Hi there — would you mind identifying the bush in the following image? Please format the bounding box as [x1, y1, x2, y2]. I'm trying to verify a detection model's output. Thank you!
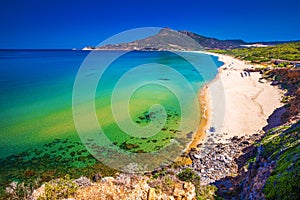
[197, 185, 219, 200]
[152, 169, 167, 179]
[177, 168, 199, 182]
[260, 124, 300, 199]
[177, 168, 220, 199]
[38, 174, 78, 200]
[264, 169, 300, 200]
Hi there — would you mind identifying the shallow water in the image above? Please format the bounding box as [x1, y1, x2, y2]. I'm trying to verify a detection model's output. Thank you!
[0, 50, 222, 159]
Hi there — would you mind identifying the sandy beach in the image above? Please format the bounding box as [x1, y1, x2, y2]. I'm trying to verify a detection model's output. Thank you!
[188, 85, 211, 149]
[189, 52, 283, 149]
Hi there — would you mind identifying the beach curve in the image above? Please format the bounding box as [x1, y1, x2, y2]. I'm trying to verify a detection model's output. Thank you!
[188, 52, 283, 150]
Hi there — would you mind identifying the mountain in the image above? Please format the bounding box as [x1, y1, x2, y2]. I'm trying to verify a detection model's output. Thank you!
[178, 30, 247, 49]
[83, 28, 298, 51]
[84, 28, 202, 51]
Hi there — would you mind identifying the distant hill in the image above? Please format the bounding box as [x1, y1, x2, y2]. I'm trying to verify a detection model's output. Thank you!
[84, 28, 202, 51]
[178, 31, 247, 49]
[259, 40, 300, 45]
[83, 28, 299, 51]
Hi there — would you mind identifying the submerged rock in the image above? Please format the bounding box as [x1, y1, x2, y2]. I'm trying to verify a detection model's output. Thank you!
[120, 142, 139, 150]
[92, 173, 102, 182]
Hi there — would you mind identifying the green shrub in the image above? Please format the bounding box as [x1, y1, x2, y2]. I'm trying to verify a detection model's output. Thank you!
[177, 168, 218, 199]
[261, 124, 300, 199]
[38, 174, 78, 200]
[152, 169, 167, 179]
[177, 168, 199, 182]
[264, 159, 300, 200]
[197, 185, 219, 200]
[161, 175, 176, 192]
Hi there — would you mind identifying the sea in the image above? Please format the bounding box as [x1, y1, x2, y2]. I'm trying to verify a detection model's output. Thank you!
[0, 50, 223, 185]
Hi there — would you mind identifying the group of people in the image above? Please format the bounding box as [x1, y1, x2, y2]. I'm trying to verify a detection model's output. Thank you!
[241, 71, 251, 77]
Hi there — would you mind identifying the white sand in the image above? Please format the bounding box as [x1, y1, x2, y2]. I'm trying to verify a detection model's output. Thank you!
[204, 53, 283, 143]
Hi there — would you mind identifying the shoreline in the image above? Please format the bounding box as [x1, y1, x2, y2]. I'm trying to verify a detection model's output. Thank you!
[187, 84, 211, 150]
[187, 51, 283, 150]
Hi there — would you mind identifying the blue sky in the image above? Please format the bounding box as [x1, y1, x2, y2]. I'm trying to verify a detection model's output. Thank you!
[0, 0, 299, 49]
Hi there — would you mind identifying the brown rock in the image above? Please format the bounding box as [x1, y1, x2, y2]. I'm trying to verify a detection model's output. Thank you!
[147, 188, 156, 200]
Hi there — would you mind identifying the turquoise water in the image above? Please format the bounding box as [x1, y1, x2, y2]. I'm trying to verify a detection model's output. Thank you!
[0, 50, 222, 159]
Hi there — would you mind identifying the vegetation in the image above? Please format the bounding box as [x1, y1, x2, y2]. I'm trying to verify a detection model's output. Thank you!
[259, 123, 300, 199]
[177, 168, 219, 200]
[210, 43, 300, 199]
[0, 139, 118, 199]
[177, 168, 199, 182]
[5, 181, 38, 200]
[210, 42, 300, 64]
[196, 185, 219, 200]
[152, 169, 167, 179]
[161, 175, 177, 192]
[252, 60, 300, 199]
[3, 39, 300, 200]
[38, 174, 78, 200]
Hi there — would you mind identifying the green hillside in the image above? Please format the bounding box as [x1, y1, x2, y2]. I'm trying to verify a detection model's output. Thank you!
[211, 42, 300, 64]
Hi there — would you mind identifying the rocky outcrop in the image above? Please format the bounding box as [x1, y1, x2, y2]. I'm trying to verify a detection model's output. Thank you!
[237, 156, 275, 199]
[263, 67, 300, 122]
[76, 174, 195, 200]
[188, 134, 261, 185]
[31, 174, 196, 200]
[204, 121, 300, 200]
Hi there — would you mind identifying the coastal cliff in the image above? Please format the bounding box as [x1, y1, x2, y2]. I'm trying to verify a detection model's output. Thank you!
[29, 174, 196, 200]
[208, 45, 300, 199]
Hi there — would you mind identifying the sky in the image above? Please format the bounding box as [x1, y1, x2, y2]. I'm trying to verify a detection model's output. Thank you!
[0, 0, 299, 49]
